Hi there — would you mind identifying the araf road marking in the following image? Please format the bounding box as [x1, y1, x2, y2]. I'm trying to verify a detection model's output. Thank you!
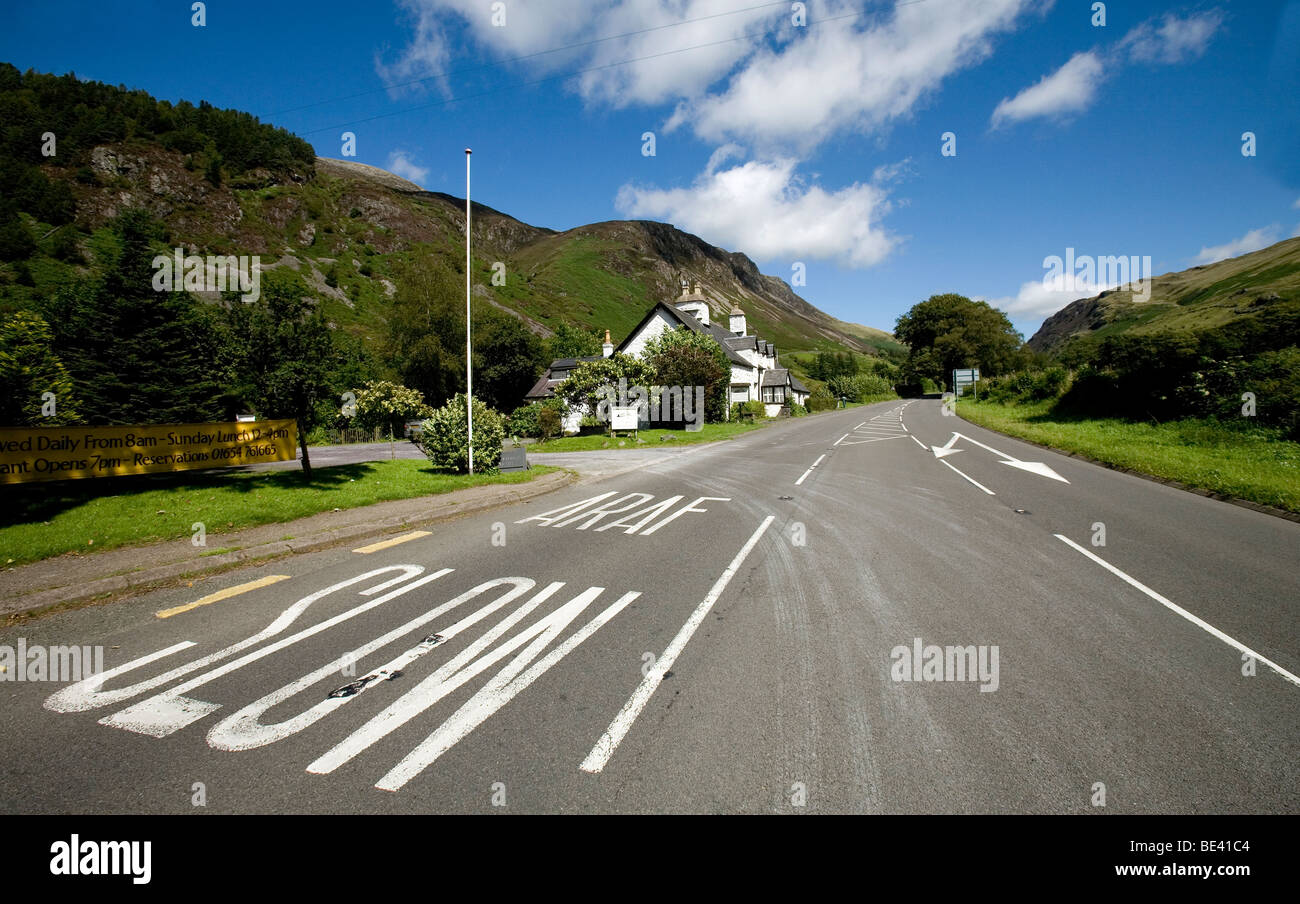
[208, 576, 550, 751]
[939, 459, 996, 495]
[795, 454, 825, 486]
[353, 531, 431, 554]
[581, 515, 775, 774]
[516, 492, 729, 536]
[156, 575, 290, 619]
[93, 568, 455, 736]
[308, 583, 641, 790]
[1055, 534, 1300, 688]
[46, 566, 427, 715]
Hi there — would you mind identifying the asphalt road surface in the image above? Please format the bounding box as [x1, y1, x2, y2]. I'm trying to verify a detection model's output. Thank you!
[3, 400, 1296, 813]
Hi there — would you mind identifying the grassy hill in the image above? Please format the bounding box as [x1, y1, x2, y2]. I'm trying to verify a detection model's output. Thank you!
[1027, 236, 1300, 355]
[0, 65, 895, 362]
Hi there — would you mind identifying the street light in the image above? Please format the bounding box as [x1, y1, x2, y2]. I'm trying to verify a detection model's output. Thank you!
[465, 148, 473, 475]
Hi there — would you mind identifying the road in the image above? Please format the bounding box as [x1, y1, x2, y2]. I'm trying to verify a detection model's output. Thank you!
[2, 399, 1296, 813]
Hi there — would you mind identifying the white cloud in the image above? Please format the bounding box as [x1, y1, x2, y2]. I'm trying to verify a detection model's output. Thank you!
[386, 150, 430, 185]
[992, 10, 1223, 127]
[377, 0, 778, 106]
[990, 52, 1105, 128]
[1192, 225, 1281, 265]
[1293, 196, 1300, 209]
[671, 0, 1034, 151]
[616, 157, 899, 267]
[1122, 10, 1224, 64]
[984, 274, 1126, 320]
[380, 0, 1036, 151]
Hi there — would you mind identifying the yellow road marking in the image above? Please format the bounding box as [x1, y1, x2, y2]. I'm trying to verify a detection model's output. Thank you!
[156, 574, 291, 619]
[353, 530, 431, 555]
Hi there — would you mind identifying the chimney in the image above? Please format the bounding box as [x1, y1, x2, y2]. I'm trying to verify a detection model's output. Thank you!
[729, 306, 746, 336]
[602, 329, 614, 358]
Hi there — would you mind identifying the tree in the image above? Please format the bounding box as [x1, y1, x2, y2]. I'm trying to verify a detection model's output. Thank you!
[556, 355, 653, 421]
[0, 311, 81, 425]
[474, 310, 543, 411]
[350, 380, 432, 437]
[386, 256, 464, 407]
[38, 209, 232, 424]
[894, 294, 1023, 388]
[546, 323, 603, 360]
[640, 327, 729, 423]
[226, 270, 336, 474]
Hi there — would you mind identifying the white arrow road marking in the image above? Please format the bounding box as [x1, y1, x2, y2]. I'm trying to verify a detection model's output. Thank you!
[937, 432, 1069, 483]
[930, 434, 963, 459]
[580, 515, 775, 774]
[1056, 535, 1300, 687]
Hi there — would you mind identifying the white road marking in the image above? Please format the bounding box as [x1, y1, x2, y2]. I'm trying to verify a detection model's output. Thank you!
[837, 434, 909, 446]
[580, 515, 776, 774]
[834, 433, 851, 446]
[910, 435, 927, 449]
[307, 583, 641, 788]
[46, 566, 426, 714]
[945, 431, 1069, 483]
[99, 568, 454, 736]
[939, 459, 996, 495]
[794, 454, 825, 486]
[1054, 535, 1300, 687]
[208, 577, 552, 752]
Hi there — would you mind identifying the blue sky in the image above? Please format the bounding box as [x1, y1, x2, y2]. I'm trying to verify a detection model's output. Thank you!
[3, 0, 1297, 340]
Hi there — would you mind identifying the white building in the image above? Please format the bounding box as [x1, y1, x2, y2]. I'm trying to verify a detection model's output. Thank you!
[525, 280, 810, 428]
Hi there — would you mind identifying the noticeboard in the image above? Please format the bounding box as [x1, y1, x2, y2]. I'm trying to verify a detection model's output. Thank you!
[0, 420, 298, 484]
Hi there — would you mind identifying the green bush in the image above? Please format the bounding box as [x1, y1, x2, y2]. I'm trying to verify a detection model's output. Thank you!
[788, 401, 807, 417]
[730, 400, 767, 420]
[807, 387, 837, 411]
[538, 405, 562, 441]
[420, 393, 506, 473]
[508, 403, 540, 438]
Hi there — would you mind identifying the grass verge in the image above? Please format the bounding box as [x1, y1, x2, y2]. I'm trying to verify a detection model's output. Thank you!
[958, 399, 1300, 513]
[529, 420, 768, 452]
[0, 460, 558, 567]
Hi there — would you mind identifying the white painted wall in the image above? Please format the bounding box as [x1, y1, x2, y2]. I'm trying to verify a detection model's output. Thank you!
[622, 308, 680, 359]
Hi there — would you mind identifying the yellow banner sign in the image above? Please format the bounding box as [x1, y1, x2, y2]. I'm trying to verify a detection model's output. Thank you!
[0, 420, 297, 484]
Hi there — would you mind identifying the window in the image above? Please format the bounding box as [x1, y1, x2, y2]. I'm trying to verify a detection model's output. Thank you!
[762, 386, 785, 404]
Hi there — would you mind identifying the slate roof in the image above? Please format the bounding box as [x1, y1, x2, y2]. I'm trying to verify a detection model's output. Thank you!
[524, 355, 603, 400]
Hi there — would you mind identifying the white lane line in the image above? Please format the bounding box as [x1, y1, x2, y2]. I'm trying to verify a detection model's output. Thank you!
[910, 435, 927, 449]
[939, 459, 996, 495]
[1054, 535, 1300, 688]
[580, 515, 776, 773]
[833, 433, 851, 446]
[794, 453, 827, 486]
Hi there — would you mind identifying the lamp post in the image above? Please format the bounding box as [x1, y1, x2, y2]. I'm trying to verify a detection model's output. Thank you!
[465, 148, 473, 475]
